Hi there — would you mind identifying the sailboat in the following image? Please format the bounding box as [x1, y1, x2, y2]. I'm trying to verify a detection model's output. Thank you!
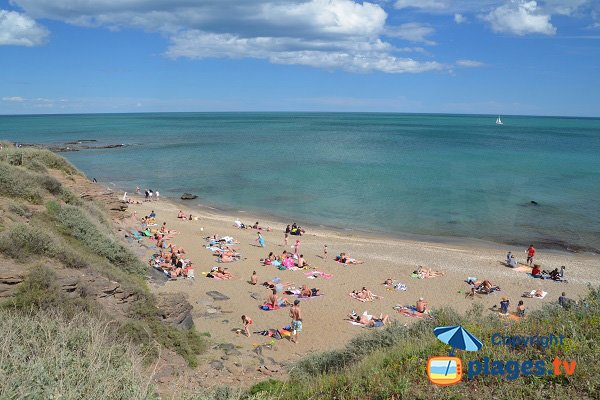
[496, 115, 503, 125]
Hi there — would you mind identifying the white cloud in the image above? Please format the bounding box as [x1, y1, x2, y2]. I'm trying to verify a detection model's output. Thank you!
[384, 23, 436, 44]
[394, 0, 447, 10]
[482, 1, 556, 35]
[456, 59, 485, 67]
[2, 96, 26, 102]
[10, 0, 446, 74]
[454, 13, 467, 23]
[0, 9, 48, 46]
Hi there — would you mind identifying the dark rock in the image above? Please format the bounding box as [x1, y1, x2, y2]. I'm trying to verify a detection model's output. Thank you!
[206, 291, 230, 301]
[210, 360, 224, 370]
[180, 193, 198, 200]
[156, 293, 194, 330]
[0, 265, 25, 298]
[530, 200, 539, 205]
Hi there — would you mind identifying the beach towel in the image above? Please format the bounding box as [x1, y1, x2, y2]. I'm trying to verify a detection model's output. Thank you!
[513, 265, 532, 273]
[348, 321, 367, 327]
[524, 290, 548, 299]
[304, 271, 333, 279]
[393, 305, 433, 319]
[259, 303, 281, 311]
[528, 274, 567, 283]
[295, 293, 324, 299]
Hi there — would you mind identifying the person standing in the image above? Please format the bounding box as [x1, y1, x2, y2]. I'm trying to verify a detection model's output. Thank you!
[294, 239, 301, 256]
[257, 232, 265, 247]
[500, 297, 510, 314]
[136, 186, 141, 194]
[526, 244, 536, 266]
[155, 191, 160, 201]
[241, 315, 253, 337]
[144, 189, 149, 202]
[323, 244, 328, 260]
[290, 300, 302, 344]
[148, 189, 153, 201]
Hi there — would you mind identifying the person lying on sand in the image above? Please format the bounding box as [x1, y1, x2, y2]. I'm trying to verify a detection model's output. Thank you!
[335, 253, 364, 264]
[252, 221, 272, 232]
[211, 267, 233, 279]
[299, 284, 321, 297]
[219, 253, 240, 263]
[415, 266, 445, 278]
[348, 312, 389, 327]
[384, 278, 393, 286]
[522, 288, 545, 298]
[160, 222, 177, 235]
[467, 279, 498, 294]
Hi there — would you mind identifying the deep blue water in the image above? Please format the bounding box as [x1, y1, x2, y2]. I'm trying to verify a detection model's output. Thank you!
[1, 112, 599, 252]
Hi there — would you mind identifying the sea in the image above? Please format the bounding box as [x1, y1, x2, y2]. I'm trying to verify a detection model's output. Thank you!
[1, 112, 599, 253]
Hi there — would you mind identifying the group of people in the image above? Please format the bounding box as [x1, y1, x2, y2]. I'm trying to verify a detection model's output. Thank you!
[141, 188, 159, 202]
[261, 250, 309, 269]
[497, 297, 527, 317]
[147, 216, 193, 279]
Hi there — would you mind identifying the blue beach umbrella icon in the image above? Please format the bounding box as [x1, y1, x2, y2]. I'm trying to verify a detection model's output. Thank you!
[434, 326, 482, 377]
[434, 326, 483, 355]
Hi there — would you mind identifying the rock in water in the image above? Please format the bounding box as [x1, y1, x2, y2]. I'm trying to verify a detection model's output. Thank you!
[181, 193, 198, 200]
[530, 200, 539, 205]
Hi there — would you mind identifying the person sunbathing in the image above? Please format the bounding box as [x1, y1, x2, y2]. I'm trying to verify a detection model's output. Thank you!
[177, 211, 186, 220]
[384, 278, 393, 286]
[336, 253, 364, 264]
[299, 285, 321, 297]
[219, 253, 240, 263]
[212, 267, 233, 279]
[415, 266, 445, 278]
[349, 312, 389, 327]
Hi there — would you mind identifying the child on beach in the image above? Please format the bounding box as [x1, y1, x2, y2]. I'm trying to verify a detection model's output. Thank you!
[241, 315, 252, 337]
[526, 244, 536, 266]
[517, 300, 526, 317]
[251, 271, 258, 285]
[257, 232, 265, 247]
[294, 240, 300, 256]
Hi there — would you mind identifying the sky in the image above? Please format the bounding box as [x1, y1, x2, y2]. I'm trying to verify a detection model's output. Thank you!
[0, 0, 599, 116]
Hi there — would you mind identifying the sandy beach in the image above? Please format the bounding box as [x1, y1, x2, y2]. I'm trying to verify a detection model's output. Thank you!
[120, 194, 599, 386]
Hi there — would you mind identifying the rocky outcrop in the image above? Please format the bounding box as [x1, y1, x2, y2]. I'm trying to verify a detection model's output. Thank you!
[0, 264, 25, 298]
[180, 193, 198, 200]
[156, 293, 194, 330]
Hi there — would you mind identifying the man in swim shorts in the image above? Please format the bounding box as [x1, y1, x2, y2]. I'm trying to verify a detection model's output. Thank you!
[290, 300, 302, 344]
[526, 244, 536, 266]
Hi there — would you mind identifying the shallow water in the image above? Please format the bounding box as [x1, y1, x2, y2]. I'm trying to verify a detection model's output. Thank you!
[2, 112, 599, 252]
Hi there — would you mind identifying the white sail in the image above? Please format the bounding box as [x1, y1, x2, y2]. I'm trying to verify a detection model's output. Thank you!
[496, 116, 503, 125]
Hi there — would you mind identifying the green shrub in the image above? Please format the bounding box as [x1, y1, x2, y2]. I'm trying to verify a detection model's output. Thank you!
[7, 265, 64, 311]
[7, 203, 31, 218]
[0, 223, 58, 260]
[25, 158, 48, 173]
[0, 309, 153, 399]
[56, 205, 146, 275]
[0, 163, 45, 203]
[46, 199, 61, 216]
[1, 146, 79, 175]
[128, 300, 207, 368]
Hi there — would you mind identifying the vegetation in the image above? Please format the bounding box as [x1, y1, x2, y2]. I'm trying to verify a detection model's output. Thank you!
[0, 308, 154, 399]
[245, 287, 599, 400]
[0, 143, 207, 383]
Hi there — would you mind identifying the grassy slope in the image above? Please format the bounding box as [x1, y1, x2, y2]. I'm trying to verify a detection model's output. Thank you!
[0, 143, 206, 398]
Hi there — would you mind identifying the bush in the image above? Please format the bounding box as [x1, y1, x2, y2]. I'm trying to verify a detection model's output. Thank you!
[1, 146, 79, 175]
[56, 205, 146, 275]
[0, 309, 153, 399]
[7, 203, 31, 218]
[128, 300, 207, 368]
[0, 163, 45, 204]
[0, 223, 58, 260]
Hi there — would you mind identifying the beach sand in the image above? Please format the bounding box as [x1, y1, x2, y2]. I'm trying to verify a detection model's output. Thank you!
[120, 196, 599, 388]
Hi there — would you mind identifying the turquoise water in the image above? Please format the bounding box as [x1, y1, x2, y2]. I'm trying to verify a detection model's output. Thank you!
[1, 112, 599, 252]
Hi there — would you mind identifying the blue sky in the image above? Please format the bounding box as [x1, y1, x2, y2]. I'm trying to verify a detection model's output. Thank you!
[1, 0, 599, 116]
